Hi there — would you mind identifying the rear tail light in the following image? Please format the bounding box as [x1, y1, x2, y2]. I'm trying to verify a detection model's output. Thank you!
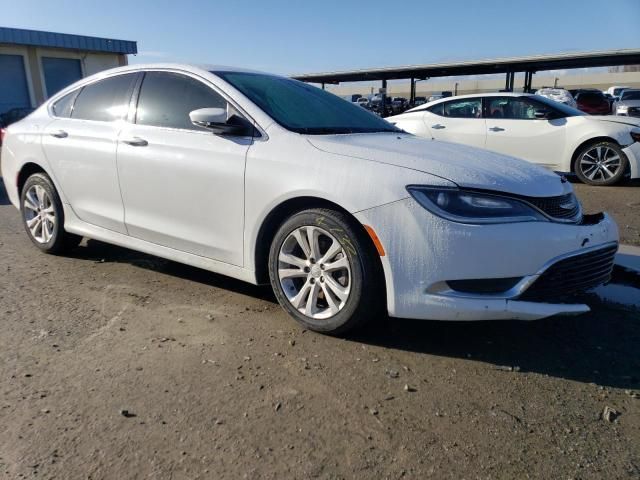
[0, 128, 5, 143]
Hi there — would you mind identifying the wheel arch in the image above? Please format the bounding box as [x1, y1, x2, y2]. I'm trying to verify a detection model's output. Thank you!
[570, 136, 623, 173]
[253, 196, 386, 295]
[17, 162, 49, 196]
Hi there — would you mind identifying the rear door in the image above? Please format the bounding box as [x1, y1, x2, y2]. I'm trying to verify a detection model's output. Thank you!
[423, 98, 486, 148]
[41, 73, 138, 234]
[116, 71, 251, 265]
[484, 96, 566, 169]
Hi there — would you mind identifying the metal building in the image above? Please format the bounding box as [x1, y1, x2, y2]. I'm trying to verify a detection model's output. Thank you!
[0, 27, 137, 116]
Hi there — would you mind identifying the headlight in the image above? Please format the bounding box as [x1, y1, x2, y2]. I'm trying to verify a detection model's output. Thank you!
[407, 186, 547, 224]
[617, 105, 629, 112]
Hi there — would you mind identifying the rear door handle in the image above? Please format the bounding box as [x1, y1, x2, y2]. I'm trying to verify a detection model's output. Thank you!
[489, 126, 505, 132]
[121, 136, 148, 147]
[431, 124, 446, 129]
[50, 130, 68, 138]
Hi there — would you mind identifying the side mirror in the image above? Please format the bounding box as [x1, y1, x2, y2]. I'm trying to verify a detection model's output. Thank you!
[189, 108, 247, 135]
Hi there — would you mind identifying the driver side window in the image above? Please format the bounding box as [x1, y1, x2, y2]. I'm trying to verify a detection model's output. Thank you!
[135, 72, 227, 131]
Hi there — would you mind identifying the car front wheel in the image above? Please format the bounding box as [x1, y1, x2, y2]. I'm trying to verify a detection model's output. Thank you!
[20, 172, 82, 254]
[574, 141, 628, 186]
[268, 208, 383, 335]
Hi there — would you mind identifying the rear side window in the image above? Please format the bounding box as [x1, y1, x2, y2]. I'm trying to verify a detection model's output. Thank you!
[135, 72, 227, 131]
[443, 99, 482, 118]
[51, 90, 80, 118]
[427, 103, 444, 116]
[72, 73, 137, 122]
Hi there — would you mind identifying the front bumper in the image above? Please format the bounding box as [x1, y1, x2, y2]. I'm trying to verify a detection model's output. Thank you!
[355, 198, 619, 321]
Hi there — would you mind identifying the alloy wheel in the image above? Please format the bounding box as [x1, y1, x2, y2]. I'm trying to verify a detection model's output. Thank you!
[23, 185, 56, 244]
[278, 226, 351, 320]
[579, 145, 622, 182]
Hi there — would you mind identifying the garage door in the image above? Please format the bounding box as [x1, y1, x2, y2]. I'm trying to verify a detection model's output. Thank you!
[42, 57, 83, 98]
[0, 54, 31, 115]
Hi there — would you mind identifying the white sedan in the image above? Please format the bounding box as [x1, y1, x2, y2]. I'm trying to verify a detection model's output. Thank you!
[1, 65, 618, 334]
[387, 93, 640, 186]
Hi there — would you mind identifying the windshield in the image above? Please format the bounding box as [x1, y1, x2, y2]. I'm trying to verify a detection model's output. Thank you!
[214, 71, 400, 135]
[533, 95, 585, 116]
[622, 90, 640, 101]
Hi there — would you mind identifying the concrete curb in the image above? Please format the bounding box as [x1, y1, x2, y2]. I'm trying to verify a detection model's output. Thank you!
[616, 244, 640, 274]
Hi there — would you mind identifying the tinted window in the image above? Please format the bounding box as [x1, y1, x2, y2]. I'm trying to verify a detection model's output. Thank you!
[576, 92, 605, 102]
[214, 71, 400, 135]
[51, 90, 79, 118]
[443, 98, 482, 118]
[72, 74, 137, 121]
[427, 103, 444, 116]
[136, 72, 227, 131]
[621, 90, 640, 101]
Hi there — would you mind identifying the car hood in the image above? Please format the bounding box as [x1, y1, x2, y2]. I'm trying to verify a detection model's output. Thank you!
[307, 133, 568, 197]
[584, 115, 640, 127]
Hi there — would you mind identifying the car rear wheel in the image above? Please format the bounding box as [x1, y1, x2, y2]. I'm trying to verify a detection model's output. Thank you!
[574, 141, 628, 186]
[268, 208, 383, 335]
[20, 173, 82, 254]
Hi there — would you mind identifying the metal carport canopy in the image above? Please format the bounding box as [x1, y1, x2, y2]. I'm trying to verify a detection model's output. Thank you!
[291, 49, 640, 84]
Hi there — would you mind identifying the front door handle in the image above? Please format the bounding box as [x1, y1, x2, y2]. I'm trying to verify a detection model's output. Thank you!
[489, 126, 505, 132]
[121, 137, 148, 147]
[50, 130, 68, 138]
[431, 124, 446, 129]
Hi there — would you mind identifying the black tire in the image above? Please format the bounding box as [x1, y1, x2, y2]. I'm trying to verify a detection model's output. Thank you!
[574, 141, 628, 186]
[268, 208, 383, 335]
[20, 173, 82, 254]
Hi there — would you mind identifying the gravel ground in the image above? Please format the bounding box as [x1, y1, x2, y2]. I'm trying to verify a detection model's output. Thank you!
[0, 176, 639, 479]
[573, 179, 640, 246]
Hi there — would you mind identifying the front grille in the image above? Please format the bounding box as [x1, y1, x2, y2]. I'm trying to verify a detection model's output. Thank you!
[524, 193, 581, 221]
[628, 107, 640, 117]
[520, 244, 617, 301]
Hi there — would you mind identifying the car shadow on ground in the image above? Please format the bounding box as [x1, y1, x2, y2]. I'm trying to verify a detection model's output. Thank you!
[68, 238, 277, 303]
[354, 308, 640, 390]
[0, 178, 12, 205]
[66, 239, 640, 390]
[567, 175, 640, 187]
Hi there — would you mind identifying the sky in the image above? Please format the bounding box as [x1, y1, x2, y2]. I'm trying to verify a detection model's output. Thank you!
[1, 0, 639, 75]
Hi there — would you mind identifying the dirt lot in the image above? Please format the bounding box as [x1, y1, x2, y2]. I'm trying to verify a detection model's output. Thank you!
[573, 179, 640, 246]
[1, 177, 639, 479]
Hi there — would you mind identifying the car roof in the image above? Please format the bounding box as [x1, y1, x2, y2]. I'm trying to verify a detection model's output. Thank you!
[404, 92, 535, 112]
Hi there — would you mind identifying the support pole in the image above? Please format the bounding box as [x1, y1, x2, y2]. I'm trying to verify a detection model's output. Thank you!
[381, 79, 387, 117]
[321, 82, 325, 90]
[410, 78, 416, 106]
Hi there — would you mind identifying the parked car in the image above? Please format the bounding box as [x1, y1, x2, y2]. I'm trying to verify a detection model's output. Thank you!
[0, 107, 34, 145]
[1, 65, 619, 334]
[574, 90, 611, 115]
[387, 93, 640, 186]
[534, 88, 577, 108]
[413, 96, 427, 106]
[355, 97, 370, 108]
[614, 89, 640, 117]
[391, 97, 409, 114]
[606, 86, 631, 100]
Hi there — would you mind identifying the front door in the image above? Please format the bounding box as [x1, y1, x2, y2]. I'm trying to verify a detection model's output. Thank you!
[484, 96, 566, 169]
[116, 71, 250, 265]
